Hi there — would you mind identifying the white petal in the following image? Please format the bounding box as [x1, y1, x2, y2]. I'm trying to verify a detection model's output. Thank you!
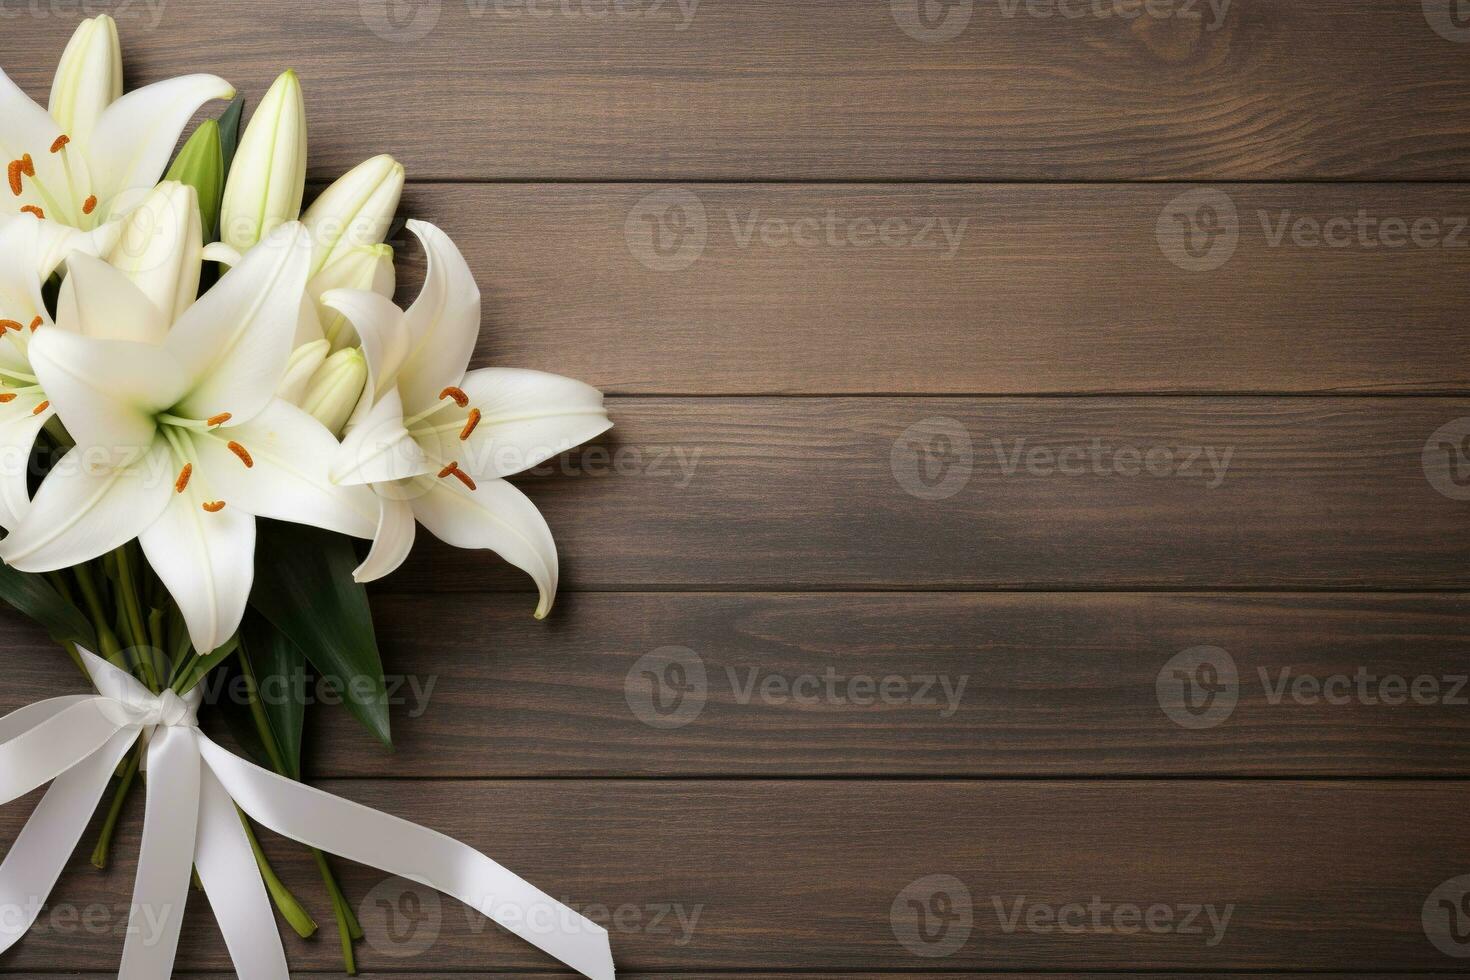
[10, 214, 123, 281]
[278, 339, 329, 404]
[48, 16, 122, 147]
[319, 288, 411, 402]
[0, 393, 53, 531]
[0, 219, 50, 331]
[422, 367, 612, 481]
[309, 243, 395, 350]
[352, 492, 416, 583]
[27, 329, 185, 451]
[105, 181, 202, 323]
[411, 475, 559, 618]
[189, 399, 378, 538]
[85, 74, 234, 220]
[0, 69, 85, 222]
[301, 155, 404, 276]
[166, 222, 311, 423]
[395, 221, 480, 414]
[55, 252, 168, 343]
[139, 478, 254, 654]
[330, 388, 431, 486]
[0, 434, 173, 572]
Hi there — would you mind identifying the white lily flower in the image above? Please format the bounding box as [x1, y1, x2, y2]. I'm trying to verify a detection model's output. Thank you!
[105, 180, 203, 323]
[0, 222, 378, 652]
[220, 70, 306, 253]
[1, 15, 233, 270]
[324, 220, 611, 615]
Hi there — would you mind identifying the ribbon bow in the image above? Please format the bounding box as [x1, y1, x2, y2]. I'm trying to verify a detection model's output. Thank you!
[0, 651, 616, 980]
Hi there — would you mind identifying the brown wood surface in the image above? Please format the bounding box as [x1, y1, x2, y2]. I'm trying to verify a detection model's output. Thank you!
[1, 781, 1466, 972]
[5, 0, 1470, 975]
[7, 592, 1469, 778]
[12, 1, 1470, 181]
[389, 182, 1470, 395]
[386, 397, 1470, 591]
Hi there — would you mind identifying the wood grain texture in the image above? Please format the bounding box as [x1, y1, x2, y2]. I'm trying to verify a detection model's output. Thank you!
[381, 396, 1470, 591]
[0, 781, 1465, 972]
[11, 0, 1470, 180]
[14, 593, 1470, 779]
[385, 182, 1470, 395]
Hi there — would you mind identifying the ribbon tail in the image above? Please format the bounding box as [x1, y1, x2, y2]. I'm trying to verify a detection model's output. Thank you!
[0, 697, 131, 805]
[0, 728, 138, 955]
[119, 725, 200, 980]
[194, 759, 289, 979]
[197, 735, 616, 980]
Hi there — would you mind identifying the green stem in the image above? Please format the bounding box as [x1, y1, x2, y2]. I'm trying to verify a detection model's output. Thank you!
[238, 808, 318, 938]
[316, 850, 360, 973]
[72, 563, 123, 663]
[90, 746, 141, 869]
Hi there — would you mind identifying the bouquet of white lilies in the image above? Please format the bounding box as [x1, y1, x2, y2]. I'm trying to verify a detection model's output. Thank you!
[0, 17, 616, 980]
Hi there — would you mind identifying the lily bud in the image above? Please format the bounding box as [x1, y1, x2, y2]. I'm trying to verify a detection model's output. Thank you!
[107, 181, 203, 323]
[48, 15, 122, 145]
[165, 119, 225, 238]
[302, 154, 405, 277]
[301, 348, 368, 437]
[309, 244, 396, 350]
[220, 70, 307, 252]
[279, 338, 330, 404]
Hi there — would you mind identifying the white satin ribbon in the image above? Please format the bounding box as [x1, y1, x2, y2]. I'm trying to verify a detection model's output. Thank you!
[0, 651, 616, 980]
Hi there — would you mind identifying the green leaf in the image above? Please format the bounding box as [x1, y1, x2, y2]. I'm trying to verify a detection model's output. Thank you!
[217, 93, 246, 176]
[250, 520, 390, 747]
[0, 564, 95, 649]
[165, 119, 224, 239]
[173, 634, 239, 694]
[239, 612, 308, 779]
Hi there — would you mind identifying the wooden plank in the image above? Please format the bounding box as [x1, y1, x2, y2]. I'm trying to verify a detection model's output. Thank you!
[0, 781, 1465, 971]
[15, 593, 1469, 779]
[3, 975, 1437, 980]
[378, 396, 1470, 591]
[374, 183, 1470, 396]
[10, 1, 1470, 181]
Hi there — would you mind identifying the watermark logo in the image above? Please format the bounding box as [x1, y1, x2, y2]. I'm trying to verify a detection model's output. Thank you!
[1156, 646, 1238, 729]
[1424, 0, 1470, 42]
[1424, 418, 1470, 501]
[891, 0, 975, 41]
[625, 646, 708, 729]
[1424, 875, 1470, 957]
[360, 877, 442, 958]
[891, 417, 974, 500]
[360, 0, 442, 41]
[626, 189, 708, 271]
[1157, 188, 1239, 272]
[994, 895, 1233, 946]
[891, 875, 973, 957]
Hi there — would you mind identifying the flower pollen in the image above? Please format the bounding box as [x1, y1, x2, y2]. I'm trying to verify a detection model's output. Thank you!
[0, 321, 20, 333]
[0, 394, 15, 403]
[175, 463, 192, 493]
[437, 460, 477, 491]
[202, 500, 226, 513]
[226, 440, 254, 468]
[49, 135, 70, 154]
[19, 206, 43, 219]
[440, 386, 469, 408]
[5, 161, 20, 197]
[82, 195, 97, 215]
[205, 412, 232, 427]
[31, 400, 48, 415]
[459, 408, 481, 440]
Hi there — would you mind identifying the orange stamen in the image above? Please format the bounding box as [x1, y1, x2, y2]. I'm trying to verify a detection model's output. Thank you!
[6, 161, 20, 197]
[82, 195, 97, 215]
[459, 408, 481, 441]
[19, 206, 43, 220]
[202, 500, 226, 513]
[49, 135, 69, 154]
[0, 394, 15, 403]
[440, 386, 469, 408]
[451, 468, 477, 490]
[31, 400, 48, 415]
[0, 320, 20, 333]
[226, 440, 254, 468]
[28, 316, 41, 332]
[19, 155, 33, 178]
[175, 463, 192, 493]
[437, 461, 459, 479]
[205, 412, 232, 427]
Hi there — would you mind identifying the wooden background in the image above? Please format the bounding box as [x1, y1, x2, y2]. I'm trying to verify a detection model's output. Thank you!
[5, 0, 1470, 975]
